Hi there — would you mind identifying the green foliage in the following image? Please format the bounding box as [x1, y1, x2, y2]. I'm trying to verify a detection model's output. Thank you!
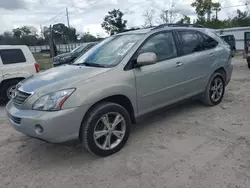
[101, 9, 127, 35]
[52, 23, 77, 43]
[80, 32, 99, 42]
[194, 9, 250, 29]
[177, 15, 191, 24]
[0, 23, 79, 46]
[191, 0, 221, 21]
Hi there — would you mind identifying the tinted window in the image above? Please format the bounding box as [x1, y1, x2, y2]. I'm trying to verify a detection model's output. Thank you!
[178, 31, 201, 55]
[138, 32, 177, 62]
[0, 49, 26, 64]
[199, 33, 218, 50]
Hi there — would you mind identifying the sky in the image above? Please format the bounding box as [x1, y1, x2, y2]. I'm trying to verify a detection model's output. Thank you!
[0, 0, 248, 37]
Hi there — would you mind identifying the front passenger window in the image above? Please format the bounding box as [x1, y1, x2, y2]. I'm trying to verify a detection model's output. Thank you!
[137, 32, 177, 62]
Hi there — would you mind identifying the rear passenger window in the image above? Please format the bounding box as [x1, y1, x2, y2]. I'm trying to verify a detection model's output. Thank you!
[199, 33, 218, 50]
[178, 31, 201, 55]
[0, 49, 26, 64]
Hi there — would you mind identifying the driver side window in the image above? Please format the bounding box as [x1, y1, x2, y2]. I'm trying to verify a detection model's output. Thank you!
[137, 32, 178, 62]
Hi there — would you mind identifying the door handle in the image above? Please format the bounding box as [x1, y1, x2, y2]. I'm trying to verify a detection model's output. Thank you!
[175, 62, 183, 67]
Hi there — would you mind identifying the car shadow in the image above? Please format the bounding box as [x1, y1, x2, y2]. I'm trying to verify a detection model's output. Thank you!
[4, 99, 204, 168]
[132, 99, 203, 133]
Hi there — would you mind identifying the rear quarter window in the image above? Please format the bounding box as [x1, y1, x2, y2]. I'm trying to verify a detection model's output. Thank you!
[0, 49, 26, 65]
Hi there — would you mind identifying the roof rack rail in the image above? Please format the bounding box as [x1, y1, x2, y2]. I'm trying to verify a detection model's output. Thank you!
[152, 24, 205, 30]
[121, 26, 154, 33]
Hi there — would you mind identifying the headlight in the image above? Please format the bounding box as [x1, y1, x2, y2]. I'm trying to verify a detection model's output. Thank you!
[32, 89, 75, 111]
[61, 55, 72, 61]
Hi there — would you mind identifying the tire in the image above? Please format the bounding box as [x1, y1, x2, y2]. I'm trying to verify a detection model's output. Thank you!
[80, 102, 131, 157]
[248, 63, 250, 69]
[0, 79, 19, 101]
[202, 72, 225, 106]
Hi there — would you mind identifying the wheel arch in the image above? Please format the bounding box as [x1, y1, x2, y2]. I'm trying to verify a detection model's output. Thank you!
[215, 67, 226, 82]
[79, 94, 136, 139]
[0, 77, 25, 97]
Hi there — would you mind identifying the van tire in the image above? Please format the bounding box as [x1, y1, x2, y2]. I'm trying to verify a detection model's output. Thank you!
[202, 72, 225, 106]
[0, 79, 19, 101]
[80, 102, 131, 157]
[232, 49, 236, 57]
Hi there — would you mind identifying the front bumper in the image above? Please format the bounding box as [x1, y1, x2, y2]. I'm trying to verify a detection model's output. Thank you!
[6, 101, 84, 143]
[225, 64, 233, 85]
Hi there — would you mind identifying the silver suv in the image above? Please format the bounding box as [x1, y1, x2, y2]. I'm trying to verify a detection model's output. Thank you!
[6, 25, 233, 156]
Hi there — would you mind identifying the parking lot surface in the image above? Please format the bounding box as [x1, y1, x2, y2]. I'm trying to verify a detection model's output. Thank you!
[1, 57, 250, 188]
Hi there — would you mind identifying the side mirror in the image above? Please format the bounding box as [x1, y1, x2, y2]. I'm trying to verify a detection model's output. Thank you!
[136, 52, 157, 67]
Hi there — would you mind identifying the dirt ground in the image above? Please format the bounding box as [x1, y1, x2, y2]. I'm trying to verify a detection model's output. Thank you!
[1, 57, 250, 188]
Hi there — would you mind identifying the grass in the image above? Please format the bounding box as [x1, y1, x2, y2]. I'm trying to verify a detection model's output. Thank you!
[33, 53, 54, 70]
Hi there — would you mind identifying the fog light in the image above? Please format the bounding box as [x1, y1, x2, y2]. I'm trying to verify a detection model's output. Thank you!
[35, 124, 44, 134]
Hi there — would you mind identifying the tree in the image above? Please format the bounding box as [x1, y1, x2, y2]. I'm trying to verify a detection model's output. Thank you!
[51, 23, 78, 43]
[142, 9, 156, 27]
[80, 32, 98, 42]
[158, 4, 180, 24]
[101, 9, 127, 35]
[191, 0, 221, 21]
[13, 26, 37, 38]
[177, 15, 191, 24]
[231, 9, 250, 27]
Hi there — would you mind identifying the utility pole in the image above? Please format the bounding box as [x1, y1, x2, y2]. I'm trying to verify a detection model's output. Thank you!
[40, 24, 43, 38]
[49, 25, 56, 58]
[66, 8, 70, 28]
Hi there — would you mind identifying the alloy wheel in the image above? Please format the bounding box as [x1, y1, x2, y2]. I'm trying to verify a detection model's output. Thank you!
[210, 77, 224, 102]
[93, 112, 126, 150]
[7, 85, 17, 100]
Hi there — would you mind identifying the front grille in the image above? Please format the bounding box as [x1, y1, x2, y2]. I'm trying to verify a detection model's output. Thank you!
[13, 90, 31, 107]
[8, 113, 21, 124]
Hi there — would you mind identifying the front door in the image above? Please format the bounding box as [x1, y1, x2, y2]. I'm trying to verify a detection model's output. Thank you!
[133, 31, 188, 115]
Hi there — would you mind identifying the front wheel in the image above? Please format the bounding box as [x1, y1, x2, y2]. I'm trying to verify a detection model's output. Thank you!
[0, 80, 19, 101]
[202, 72, 225, 106]
[80, 102, 131, 157]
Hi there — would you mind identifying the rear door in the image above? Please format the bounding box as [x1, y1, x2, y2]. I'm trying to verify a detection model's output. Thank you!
[176, 30, 218, 94]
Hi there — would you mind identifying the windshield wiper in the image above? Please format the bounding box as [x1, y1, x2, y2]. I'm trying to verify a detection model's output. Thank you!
[76, 62, 106, 68]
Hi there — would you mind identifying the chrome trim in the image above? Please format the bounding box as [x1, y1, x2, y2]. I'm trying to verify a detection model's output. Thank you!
[13, 88, 34, 107]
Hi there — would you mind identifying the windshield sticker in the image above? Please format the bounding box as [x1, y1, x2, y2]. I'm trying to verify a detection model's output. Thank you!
[118, 43, 135, 56]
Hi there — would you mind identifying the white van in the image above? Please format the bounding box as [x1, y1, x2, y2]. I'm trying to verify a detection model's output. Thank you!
[0, 45, 39, 101]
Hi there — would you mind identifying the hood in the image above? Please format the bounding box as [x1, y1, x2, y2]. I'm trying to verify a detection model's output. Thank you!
[19, 65, 111, 94]
[53, 52, 76, 61]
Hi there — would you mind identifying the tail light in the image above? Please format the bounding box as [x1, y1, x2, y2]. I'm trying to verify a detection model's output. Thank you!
[34, 63, 40, 73]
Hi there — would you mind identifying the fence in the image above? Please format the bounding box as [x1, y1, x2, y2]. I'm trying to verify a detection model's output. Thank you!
[29, 43, 85, 53]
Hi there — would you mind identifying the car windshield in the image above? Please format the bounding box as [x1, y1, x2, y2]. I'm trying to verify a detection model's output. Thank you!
[71, 44, 89, 53]
[73, 34, 142, 67]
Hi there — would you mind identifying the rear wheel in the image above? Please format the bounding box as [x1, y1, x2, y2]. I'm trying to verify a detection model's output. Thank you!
[80, 102, 131, 157]
[232, 49, 236, 57]
[202, 72, 225, 106]
[0, 80, 19, 101]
